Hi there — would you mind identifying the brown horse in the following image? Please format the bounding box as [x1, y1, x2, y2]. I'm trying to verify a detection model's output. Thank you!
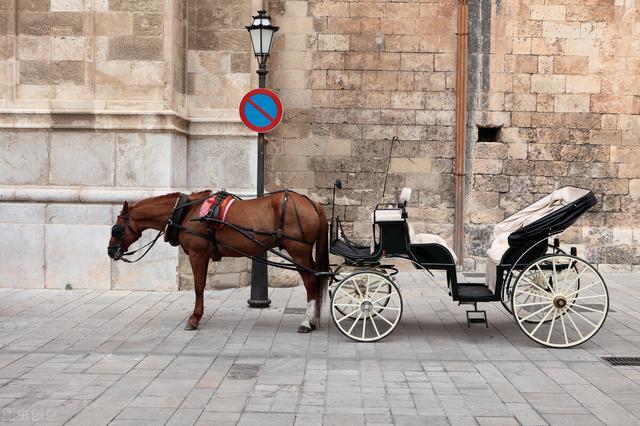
[107, 190, 329, 332]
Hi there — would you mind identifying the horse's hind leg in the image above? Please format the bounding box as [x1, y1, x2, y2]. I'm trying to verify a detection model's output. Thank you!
[297, 271, 319, 333]
[287, 251, 318, 333]
[186, 253, 209, 330]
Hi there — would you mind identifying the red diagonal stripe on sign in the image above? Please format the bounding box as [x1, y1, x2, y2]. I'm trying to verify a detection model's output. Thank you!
[247, 97, 275, 121]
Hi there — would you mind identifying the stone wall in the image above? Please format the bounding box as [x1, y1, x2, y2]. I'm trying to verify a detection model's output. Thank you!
[466, 0, 640, 272]
[1, 0, 640, 291]
[266, 0, 459, 246]
[0, 0, 261, 290]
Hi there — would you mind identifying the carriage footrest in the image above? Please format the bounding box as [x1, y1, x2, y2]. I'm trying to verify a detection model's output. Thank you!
[462, 302, 488, 328]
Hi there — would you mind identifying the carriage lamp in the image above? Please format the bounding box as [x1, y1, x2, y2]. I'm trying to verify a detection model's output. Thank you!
[246, 10, 279, 309]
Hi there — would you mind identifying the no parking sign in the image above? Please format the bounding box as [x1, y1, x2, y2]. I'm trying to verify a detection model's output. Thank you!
[239, 88, 283, 133]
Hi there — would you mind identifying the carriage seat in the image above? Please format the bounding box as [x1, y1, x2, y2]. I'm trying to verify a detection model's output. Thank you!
[408, 224, 457, 263]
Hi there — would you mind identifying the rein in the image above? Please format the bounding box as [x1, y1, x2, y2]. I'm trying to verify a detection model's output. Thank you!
[111, 193, 212, 263]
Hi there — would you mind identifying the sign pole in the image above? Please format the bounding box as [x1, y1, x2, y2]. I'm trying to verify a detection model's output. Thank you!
[248, 63, 271, 309]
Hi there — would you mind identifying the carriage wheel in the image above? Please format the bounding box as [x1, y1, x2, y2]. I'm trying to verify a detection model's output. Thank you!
[511, 255, 608, 348]
[331, 271, 402, 342]
[329, 267, 392, 317]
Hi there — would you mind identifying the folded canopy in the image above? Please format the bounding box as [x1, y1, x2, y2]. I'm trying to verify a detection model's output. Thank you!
[485, 186, 597, 292]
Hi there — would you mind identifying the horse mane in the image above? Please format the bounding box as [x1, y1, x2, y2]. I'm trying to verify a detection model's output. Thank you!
[134, 190, 212, 208]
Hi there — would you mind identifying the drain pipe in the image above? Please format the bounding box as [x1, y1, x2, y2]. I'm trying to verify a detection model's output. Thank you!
[453, 0, 468, 266]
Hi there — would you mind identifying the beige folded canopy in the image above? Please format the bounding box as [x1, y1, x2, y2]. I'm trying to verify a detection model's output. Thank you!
[485, 187, 590, 292]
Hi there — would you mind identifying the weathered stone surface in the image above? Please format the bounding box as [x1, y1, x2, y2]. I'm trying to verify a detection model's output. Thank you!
[108, 0, 161, 12]
[0, 131, 49, 184]
[187, 137, 256, 190]
[0, 224, 45, 288]
[50, 132, 115, 186]
[133, 13, 163, 36]
[45, 225, 111, 289]
[108, 36, 163, 61]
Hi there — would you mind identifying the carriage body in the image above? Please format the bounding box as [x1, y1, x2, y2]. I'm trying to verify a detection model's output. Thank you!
[329, 186, 609, 348]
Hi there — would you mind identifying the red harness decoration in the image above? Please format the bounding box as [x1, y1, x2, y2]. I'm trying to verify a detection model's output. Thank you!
[199, 192, 236, 230]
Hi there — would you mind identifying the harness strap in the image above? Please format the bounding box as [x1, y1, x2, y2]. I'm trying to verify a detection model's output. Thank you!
[275, 190, 289, 240]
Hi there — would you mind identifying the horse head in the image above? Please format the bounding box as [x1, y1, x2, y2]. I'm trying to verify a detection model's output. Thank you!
[108, 201, 142, 260]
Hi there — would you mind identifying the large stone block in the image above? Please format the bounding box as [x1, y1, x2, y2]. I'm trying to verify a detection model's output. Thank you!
[47, 204, 112, 225]
[50, 131, 115, 186]
[0, 224, 45, 288]
[187, 137, 256, 190]
[45, 224, 111, 289]
[0, 203, 46, 224]
[115, 133, 185, 187]
[108, 36, 163, 61]
[0, 131, 49, 184]
[51, 36, 84, 60]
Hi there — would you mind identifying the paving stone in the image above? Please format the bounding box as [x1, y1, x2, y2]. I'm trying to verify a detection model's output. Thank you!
[0, 272, 639, 424]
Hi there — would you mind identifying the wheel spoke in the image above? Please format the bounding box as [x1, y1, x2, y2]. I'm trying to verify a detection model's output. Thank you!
[369, 313, 381, 337]
[377, 306, 400, 311]
[336, 309, 359, 323]
[565, 309, 584, 339]
[520, 277, 554, 298]
[559, 259, 575, 294]
[518, 304, 553, 323]
[372, 293, 393, 305]
[546, 309, 557, 344]
[333, 303, 361, 308]
[560, 266, 589, 296]
[570, 304, 606, 314]
[535, 264, 552, 294]
[551, 257, 558, 290]
[353, 280, 364, 298]
[375, 310, 395, 326]
[347, 311, 363, 334]
[515, 301, 552, 308]
[564, 281, 600, 299]
[338, 288, 361, 303]
[362, 314, 367, 339]
[514, 289, 552, 300]
[530, 306, 554, 337]
[569, 294, 606, 302]
[560, 310, 569, 345]
[369, 279, 385, 300]
[566, 306, 598, 328]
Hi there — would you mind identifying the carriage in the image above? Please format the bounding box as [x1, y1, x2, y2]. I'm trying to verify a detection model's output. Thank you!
[327, 181, 609, 348]
[109, 177, 609, 348]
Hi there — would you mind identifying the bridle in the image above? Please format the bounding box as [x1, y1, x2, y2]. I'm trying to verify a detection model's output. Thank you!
[109, 210, 164, 263]
[109, 193, 212, 263]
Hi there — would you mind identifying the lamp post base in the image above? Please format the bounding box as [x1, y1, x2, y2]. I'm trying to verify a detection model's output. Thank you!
[248, 253, 270, 308]
[247, 299, 272, 308]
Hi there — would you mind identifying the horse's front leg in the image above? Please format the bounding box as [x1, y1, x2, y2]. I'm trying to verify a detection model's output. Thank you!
[186, 253, 209, 330]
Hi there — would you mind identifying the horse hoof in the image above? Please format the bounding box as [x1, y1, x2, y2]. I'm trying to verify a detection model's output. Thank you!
[185, 321, 199, 330]
[297, 325, 311, 333]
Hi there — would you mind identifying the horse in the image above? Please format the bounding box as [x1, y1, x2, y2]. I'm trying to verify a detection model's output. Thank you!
[107, 190, 329, 333]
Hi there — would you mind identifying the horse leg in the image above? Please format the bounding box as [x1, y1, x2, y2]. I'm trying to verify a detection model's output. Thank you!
[298, 271, 320, 333]
[288, 252, 319, 333]
[186, 253, 209, 330]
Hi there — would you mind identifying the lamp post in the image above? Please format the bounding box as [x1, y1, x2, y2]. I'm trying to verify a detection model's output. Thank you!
[246, 10, 278, 309]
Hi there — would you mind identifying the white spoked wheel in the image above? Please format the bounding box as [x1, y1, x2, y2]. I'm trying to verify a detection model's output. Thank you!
[331, 271, 402, 342]
[511, 254, 609, 348]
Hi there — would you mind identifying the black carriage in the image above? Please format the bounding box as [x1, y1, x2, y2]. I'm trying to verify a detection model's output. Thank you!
[328, 181, 609, 348]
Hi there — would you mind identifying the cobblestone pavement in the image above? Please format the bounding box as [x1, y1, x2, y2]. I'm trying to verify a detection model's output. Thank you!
[1, 272, 640, 425]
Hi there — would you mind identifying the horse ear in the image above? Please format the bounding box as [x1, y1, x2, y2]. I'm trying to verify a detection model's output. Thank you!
[123, 201, 129, 212]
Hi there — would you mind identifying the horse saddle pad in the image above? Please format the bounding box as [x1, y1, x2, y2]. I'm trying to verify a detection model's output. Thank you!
[199, 192, 236, 230]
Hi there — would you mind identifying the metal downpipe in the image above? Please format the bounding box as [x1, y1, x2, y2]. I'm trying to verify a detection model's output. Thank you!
[454, 0, 468, 266]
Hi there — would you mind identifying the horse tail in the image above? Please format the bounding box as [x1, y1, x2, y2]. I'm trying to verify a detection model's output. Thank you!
[312, 200, 330, 323]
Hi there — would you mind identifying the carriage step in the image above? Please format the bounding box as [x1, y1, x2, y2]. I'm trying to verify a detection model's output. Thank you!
[461, 302, 488, 328]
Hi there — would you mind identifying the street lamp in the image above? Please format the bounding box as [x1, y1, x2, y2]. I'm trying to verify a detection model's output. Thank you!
[246, 10, 278, 309]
